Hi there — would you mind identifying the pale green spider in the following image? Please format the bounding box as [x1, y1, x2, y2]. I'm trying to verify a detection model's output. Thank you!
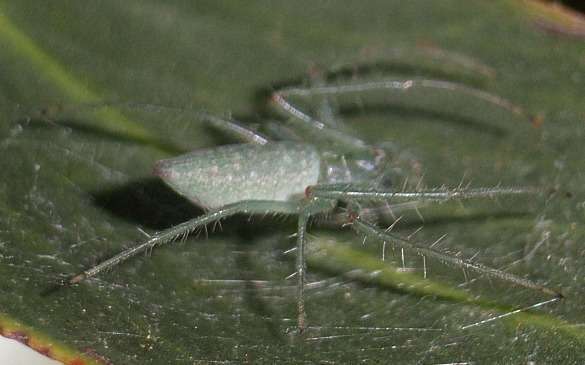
[62, 60, 561, 333]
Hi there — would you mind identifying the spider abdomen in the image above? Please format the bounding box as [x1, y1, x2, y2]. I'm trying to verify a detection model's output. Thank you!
[154, 142, 321, 209]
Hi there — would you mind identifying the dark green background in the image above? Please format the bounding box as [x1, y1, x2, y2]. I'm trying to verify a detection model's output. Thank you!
[1, 1, 584, 363]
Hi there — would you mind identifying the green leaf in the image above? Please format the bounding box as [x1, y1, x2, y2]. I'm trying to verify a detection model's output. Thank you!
[1, 1, 584, 363]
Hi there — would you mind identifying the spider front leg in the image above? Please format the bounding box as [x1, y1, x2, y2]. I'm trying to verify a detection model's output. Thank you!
[307, 184, 562, 298]
[270, 76, 538, 153]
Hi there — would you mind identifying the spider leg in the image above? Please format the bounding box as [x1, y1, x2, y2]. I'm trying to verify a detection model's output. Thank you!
[270, 76, 538, 151]
[273, 78, 533, 123]
[197, 112, 270, 145]
[296, 208, 309, 331]
[34, 102, 271, 145]
[351, 216, 559, 297]
[324, 46, 497, 81]
[307, 184, 561, 298]
[270, 77, 537, 154]
[69, 197, 338, 333]
[270, 46, 500, 147]
[271, 92, 370, 152]
[296, 198, 338, 332]
[68, 200, 299, 285]
[307, 184, 537, 203]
